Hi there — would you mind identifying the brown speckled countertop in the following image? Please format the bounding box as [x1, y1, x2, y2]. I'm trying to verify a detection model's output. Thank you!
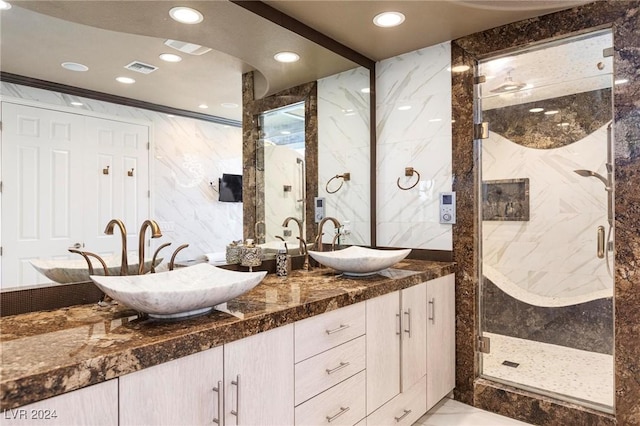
[0, 260, 454, 410]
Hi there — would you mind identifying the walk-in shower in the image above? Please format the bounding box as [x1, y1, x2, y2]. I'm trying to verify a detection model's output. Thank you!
[477, 29, 614, 411]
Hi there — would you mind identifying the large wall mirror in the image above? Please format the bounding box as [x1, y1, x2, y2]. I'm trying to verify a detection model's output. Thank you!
[0, 1, 373, 293]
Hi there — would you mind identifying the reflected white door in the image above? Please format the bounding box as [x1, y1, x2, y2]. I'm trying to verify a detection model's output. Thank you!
[1, 102, 150, 289]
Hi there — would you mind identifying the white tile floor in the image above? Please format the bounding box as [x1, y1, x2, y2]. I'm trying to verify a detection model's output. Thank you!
[481, 333, 614, 408]
[415, 398, 532, 425]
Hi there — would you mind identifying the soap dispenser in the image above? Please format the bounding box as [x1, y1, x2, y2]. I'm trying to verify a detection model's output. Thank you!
[275, 243, 292, 277]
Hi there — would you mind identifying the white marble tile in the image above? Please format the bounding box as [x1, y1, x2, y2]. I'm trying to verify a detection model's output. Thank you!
[482, 333, 614, 408]
[416, 398, 533, 426]
[482, 124, 612, 299]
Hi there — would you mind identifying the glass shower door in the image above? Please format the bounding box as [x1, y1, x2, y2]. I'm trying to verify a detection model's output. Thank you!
[477, 29, 615, 411]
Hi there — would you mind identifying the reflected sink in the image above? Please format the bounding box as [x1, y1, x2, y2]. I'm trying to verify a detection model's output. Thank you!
[308, 246, 412, 276]
[90, 263, 267, 319]
[30, 255, 163, 284]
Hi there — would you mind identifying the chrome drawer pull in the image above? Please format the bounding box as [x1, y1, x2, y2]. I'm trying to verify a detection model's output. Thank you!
[212, 380, 222, 424]
[326, 324, 350, 335]
[326, 361, 350, 375]
[428, 298, 435, 323]
[326, 406, 350, 423]
[394, 409, 412, 422]
[403, 309, 411, 337]
[230, 375, 240, 423]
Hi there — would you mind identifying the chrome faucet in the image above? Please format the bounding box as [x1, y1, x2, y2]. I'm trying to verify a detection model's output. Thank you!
[138, 220, 162, 275]
[104, 219, 128, 276]
[316, 217, 341, 252]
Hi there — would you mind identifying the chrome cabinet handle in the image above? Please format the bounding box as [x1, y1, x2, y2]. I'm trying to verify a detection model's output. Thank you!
[394, 409, 412, 422]
[326, 324, 350, 335]
[212, 380, 222, 424]
[403, 309, 411, 337]
[326, 361, 350, 375]
[428, 298, 435, 323]
[396, 313, 401, 336]
[326, 406, 350, 423]
[230, 375, 240, 424]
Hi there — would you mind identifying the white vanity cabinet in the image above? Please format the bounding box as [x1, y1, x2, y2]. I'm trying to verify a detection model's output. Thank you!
[426, 273, 456, 411]
[119, 324, 293, 426]
[294, 302, 367, 426]
[0, 379, 118, 426]
[224, 324, 294, 426]
[366, 282, 427, 416]
[119, 346, 224, 426]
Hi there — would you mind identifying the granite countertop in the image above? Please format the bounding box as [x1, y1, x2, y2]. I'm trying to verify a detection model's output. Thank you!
[0, 259, 455, 410]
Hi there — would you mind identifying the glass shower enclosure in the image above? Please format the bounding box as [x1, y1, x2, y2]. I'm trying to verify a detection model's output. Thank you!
[477, 29, 615, 412]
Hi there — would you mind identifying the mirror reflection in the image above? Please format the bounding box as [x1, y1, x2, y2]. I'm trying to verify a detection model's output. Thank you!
[0, 1, 371, 291]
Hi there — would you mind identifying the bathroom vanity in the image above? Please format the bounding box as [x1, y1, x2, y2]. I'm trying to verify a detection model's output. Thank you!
[0, 260, 455, 425]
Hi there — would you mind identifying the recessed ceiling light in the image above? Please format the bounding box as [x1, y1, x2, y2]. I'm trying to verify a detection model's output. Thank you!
[451, 65, 471, 73]
[169, 6, 203, 24]
[615, 78, 629, 85]
[281, 131, 291, 135]
[544, 110, 559, 115]
[398, 105, 412, 111]
[221, 103, 239, 108]
[529, 107, 544, 113]
[70, 101, 83, 106]
[116, 76, 136, 84]
[361, 87, 371, 94]
[0, 1, 11, 10]
[198, 104, 209, 109]
[61, 62, 89, 72]
[274, 52, 300, 63]
[159, 53, 182, 63]
[373, 11, 405, 28]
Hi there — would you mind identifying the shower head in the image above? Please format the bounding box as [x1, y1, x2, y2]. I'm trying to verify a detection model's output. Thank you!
[574, 169, 610, 189]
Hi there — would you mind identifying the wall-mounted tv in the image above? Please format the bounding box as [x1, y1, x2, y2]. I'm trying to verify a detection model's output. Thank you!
[219, 173, 243, 202]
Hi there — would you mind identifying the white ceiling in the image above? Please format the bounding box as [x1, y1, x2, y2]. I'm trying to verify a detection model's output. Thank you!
[0, 1, 591, 121]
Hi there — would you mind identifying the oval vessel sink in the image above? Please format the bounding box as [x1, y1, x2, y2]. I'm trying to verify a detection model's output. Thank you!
[308, 246, 412, 276]
[90, 263, 267, 319]
[30, 255, 163, 284]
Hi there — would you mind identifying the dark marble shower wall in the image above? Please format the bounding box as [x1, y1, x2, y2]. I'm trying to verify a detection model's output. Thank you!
[452, 1, 639, 425]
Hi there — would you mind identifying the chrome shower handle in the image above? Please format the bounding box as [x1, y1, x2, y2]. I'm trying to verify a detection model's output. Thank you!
[597, 226, 605, 259]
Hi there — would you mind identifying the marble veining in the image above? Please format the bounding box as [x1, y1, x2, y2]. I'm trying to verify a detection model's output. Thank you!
[0, 259, 454, 410]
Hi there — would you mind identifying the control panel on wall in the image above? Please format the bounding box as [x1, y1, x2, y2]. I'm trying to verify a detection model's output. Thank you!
[439, 192, 456, 224]
[314, 197, 325, 223]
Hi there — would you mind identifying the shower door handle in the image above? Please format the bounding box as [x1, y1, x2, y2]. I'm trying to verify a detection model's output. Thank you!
[597, 226, 605, 259]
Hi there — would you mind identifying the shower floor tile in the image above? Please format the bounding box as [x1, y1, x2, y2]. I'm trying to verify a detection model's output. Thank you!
[482, 333, 614, 408]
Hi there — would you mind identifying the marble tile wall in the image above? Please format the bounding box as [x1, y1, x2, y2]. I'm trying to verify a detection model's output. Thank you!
[482, 125, 611, 299]
[1, 82, 243, 261]
[452, 1, 640, 424]
[376, 42, 453, 250]
[318, 67, 371, 245]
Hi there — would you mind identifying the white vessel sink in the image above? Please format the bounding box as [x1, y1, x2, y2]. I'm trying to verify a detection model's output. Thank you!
[259, 240, 313, 255]
[308, 246, 412, 276]
[90, 263, 267, 319]
[30, 255, 163, 284]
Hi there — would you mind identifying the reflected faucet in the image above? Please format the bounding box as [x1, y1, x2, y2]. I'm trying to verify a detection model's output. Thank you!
[104, 219, 128, 276]
[69, 248, 112, 304]
[138, 220, 162, 275]
[282, 217, 305, 255]
[316, 217, 341, 252]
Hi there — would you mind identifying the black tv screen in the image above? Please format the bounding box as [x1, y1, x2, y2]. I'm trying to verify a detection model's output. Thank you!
[219, 173, 243, 202]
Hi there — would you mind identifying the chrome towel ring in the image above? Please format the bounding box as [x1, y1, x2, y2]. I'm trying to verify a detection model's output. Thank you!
[397, 167, 420, 190]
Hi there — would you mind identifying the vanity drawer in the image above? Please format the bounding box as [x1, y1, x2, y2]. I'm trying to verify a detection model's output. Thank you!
[295, 301, 365, 362]
[295, 370, 366, 426]
[366, 375, 426, 426]
[295, 335, 365, 405]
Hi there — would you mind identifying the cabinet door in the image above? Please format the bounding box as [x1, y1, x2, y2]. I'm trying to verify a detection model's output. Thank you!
[224, 324, 294, 426]
[1, 380, 118, 426]
[120, 346, 223, 426]
[401, 282, 427, 391]
[426, 274, 456, 410]
[366, 290, 401, 415]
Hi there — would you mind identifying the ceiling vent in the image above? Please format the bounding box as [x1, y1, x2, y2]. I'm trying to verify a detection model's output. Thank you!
[124, 61, 158, 74]
[164, 39, 212, 56]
